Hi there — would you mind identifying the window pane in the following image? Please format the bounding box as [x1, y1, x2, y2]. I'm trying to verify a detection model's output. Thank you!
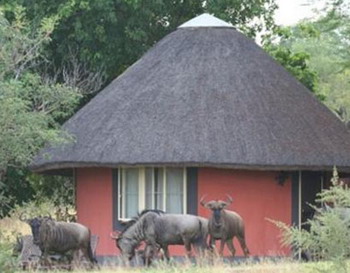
[155, 168, 164, 210]
[145, 168, 153, 209]
[124, 168, 139, 218]
[166, 168, 183, 213]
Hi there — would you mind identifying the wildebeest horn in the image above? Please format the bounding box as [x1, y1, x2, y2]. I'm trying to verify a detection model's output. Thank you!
[19, 212, 28, 222]
[110, 231, 121, 240]
[120, 219, 131, 226]
[225, 194, 233, 204]
[199, 195, 207, 207]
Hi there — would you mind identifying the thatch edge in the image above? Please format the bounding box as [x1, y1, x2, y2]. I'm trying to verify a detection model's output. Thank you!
[30, 161, 350, 174]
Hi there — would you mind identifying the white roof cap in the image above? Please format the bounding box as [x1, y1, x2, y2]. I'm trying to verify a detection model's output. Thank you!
[178, 13, 234, 28]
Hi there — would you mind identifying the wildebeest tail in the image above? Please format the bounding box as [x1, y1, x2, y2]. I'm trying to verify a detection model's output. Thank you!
[192, 220, 207, 249]
[88, 240, 98, 264]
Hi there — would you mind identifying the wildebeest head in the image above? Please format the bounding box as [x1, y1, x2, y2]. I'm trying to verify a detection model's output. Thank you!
[111, 231, 136, 261]
[27, 217, 43, 244]
[200, 195, 233, 225]
[20, 214, 52, 245]
[117, 237, 136, 260]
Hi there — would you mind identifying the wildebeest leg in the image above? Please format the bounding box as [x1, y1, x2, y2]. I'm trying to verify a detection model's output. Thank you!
[80, 246, 95, 269]
[209, 235, 215, 249]
[226, 239, 236, 257]
[181, 235, 192, 258]
[219, 239, 226, 256]
[237, 234, 250, 257]
[143, 247, 151, 266]
[193, 240, 206, 257]
[144, 244, 157, 266]
[41, 251, 52, 269]
[71, 249, 80, 269]
[162, 246, 170, 261]
[184, 241, 192, 258]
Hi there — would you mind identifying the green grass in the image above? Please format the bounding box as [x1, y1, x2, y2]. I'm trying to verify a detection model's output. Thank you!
[2, 217, 347, 273]
[19, 259, 350, 273]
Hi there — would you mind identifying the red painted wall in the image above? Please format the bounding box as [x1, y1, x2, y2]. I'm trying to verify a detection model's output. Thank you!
[198, 168, 291, 256]
[76, 167, 291, 257]
[76, 168, 116, 256]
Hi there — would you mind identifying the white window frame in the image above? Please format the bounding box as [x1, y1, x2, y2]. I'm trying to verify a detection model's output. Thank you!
[118, 167, 187, 220]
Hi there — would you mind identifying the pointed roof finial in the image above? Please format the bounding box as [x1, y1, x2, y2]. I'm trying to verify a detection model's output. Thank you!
[178, 13, 234, 28]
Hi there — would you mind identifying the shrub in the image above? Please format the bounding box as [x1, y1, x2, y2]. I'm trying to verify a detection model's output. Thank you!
[272, 167, 350, 272]
[0, 231, 18, 273]
[11, 197, 76, 223]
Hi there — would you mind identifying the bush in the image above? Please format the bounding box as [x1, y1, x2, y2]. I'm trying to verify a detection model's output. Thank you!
[11, 197, 76, 223]
[0, 231, 18, 273]
[272, 167, 350, 272]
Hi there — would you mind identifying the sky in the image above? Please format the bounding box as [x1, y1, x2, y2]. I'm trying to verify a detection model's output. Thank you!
[274, 0, 323, 26]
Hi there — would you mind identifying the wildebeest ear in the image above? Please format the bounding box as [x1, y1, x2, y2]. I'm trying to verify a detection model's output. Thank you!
[225, 194, 233, 205]
[110, 231, 121, 240]
[219, 201, 228, 209]
[19, 212, 29, 223]
[204, 202, 213, 209]
[199, 195, 208, 208]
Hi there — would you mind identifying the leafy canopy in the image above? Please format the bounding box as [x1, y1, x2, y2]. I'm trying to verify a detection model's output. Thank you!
[1, 0, 278, 81]
[264, 0, 350, 125]
[0, 7, 80, 215]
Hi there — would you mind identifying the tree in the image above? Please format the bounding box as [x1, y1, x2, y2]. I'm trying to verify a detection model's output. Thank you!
[0, 7, 81, 215]
[263, 27, 319, 95]
[264, 1, 350, 125]
[312, 0, 350, 125]
[0, 0, 278, 82]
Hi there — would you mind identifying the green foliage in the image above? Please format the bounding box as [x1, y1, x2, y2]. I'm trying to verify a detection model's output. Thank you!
[0, 5, 57, 79]
[0, 231, 17, 273]
[11, 197, 76, 221]
[265, 41, 319, 95]
[0, 168, 34, 217]
[273, 167, 350, 273]
[0, 7, 80, 171]
[0, 7, 81, 216]
[0, 0, 278, 81]
[265, 1, 350, 125]
[289, 24, 350, 124]
[28, 173, 75, 208]
[263, 26, 320, 96]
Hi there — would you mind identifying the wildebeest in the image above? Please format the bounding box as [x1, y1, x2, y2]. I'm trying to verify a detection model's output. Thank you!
[111, 210, 208, 265]
[200, 195, 249, 257]
[21, 215, 96, 267]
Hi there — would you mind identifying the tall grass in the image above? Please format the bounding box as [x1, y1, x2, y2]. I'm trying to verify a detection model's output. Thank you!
[34, 259, 347, 273]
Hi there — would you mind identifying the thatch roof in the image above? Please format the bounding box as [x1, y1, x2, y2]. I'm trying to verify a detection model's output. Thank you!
[31, 14, 350, 174]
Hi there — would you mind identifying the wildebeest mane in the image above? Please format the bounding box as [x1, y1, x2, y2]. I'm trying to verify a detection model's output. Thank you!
[139, 209, 165, 217]
[119, 218, 138, 237]
[119, 210, 165, 237]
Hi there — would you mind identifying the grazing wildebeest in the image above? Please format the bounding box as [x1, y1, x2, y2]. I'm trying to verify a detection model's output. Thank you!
[200, 195, 249, 257]
[21, 215, 97, 267]
[111, 210, 208, 265]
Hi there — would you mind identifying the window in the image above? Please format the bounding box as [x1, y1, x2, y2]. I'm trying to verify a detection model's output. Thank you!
[118, 167, 187, 219]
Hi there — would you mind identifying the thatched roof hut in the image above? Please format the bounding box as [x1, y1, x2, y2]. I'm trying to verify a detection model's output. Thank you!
[31, 14, 350, 174]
